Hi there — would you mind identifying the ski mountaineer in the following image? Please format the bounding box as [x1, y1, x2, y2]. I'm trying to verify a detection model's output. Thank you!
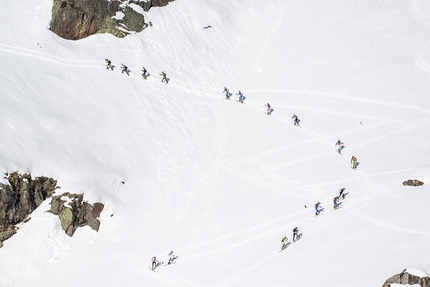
[141, 66, 147, 79]
[339, 187, 346, 199]
[151, 256, 158, 270]
[121, 64, 129, 76]
[223, 87, 231, 99]
[237, 90, 245, 103]
[105, 58, 113, 70]
[167, 251, 177, 265]
[315, 201, 324, 216]
[292, 114, 299, 126]
[333, 196, 342, 209]
[351, 156, 358, 169]
[160, 71, 167, 83]
[292, 227, 299, 242]
[281, 236, 288, 250]
[266, 103, 273, 115]
[335, 139, 343, 154]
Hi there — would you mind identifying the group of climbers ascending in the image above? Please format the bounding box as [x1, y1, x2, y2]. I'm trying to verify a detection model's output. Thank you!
[105, 58, 168, 83]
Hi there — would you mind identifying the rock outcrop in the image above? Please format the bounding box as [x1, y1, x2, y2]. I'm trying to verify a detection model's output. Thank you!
[50, 193, 104, 236]
[382, 269, 430, 287]
[0, 172, 58, 247]
[0, 172, 104, 247]
[0, 172, 58, 227]
[50, 0, 175, 40]
[403, 179, 424, 186]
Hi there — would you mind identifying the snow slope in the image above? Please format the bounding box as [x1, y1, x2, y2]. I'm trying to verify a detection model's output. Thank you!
[1, 0, 430, 286]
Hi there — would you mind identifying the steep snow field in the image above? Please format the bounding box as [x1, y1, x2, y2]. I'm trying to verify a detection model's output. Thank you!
[1, 0, 430, 286]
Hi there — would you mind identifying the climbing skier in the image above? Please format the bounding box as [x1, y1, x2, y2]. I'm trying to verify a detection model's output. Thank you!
[223, 87, 231, 99]
[121, 63, 129, 75]
[315, 201, 324, 216]
[351, 156, 358, 169]
[339, 187, 347, 199]
[335, 139, 343, 154]
[160, 71, 167, 83]
[237, 90, 245, 103]
[141, 66, 148, 79]
[105, 58, 113, 70]
[333, 196, 342, 209]
[167, 251, 177, 265]
[151, 256, 158, 270]
[281, 236, 288, 250]
[266, 103, 273, 115]
[292, 227, 299, 242]
[292, 114, 299, 126]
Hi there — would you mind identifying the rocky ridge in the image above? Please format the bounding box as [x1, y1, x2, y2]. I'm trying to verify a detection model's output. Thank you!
[0, 172, 104, 247]
[50, 0, 175, 40]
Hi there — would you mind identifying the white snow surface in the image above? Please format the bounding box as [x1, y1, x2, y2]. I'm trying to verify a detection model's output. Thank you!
[1, 0, 430, 286]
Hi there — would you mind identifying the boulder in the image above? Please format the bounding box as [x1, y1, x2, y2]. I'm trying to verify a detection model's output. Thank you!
[59, 207, 75, 235]
[403, 179, 424, 186]
[51, 193, 104, 236]
[49, 0, 175, 40]
[0, 172, 58, 229]
[382, 269, 430, 287]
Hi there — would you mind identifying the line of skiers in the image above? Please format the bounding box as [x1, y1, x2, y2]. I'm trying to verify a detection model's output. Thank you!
[280, 227, 301, 251]
[105, 59, 168, 83]
[151, 251, 178, 271]
[222, 87, 246, 103]
[335, 139, 359, 170]
[314, 187, 348, 216]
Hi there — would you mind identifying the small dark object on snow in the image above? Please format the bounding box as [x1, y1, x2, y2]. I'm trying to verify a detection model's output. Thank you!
[203, 25, 212, 29]
[402, 179, 424, 186]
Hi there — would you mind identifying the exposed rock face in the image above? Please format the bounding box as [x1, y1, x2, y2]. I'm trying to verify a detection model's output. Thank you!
[0, 172, 57, 228]
[382, 269, 430, 287]
[50, 192, 104, 236]
[0, 172, 58, 247]
[50, 0, 175, 40]
[403, 179, 424, 186]
[0, 172, 104, 247]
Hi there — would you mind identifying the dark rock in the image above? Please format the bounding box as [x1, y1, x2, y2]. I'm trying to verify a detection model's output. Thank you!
[51, 192, 104, 236]
[0, 226, 17, 242]
[403, 179, 424, 186]
[0, 172, 57, 229]
[59, 207, 75, 235]
[93, 202, 104, 218]
[49, 195, 66, 215]
[382, 269, 430, 287]
[49, 0, 175, 40]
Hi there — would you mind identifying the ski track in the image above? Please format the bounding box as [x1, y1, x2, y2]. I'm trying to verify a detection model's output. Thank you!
[126, 262, 195, 287]
[189, 97, 228, 245]
[173, 70, 430, 286]
[253, 0, 283, 72]
[0, 43, 100, 68]
[243, 88, 430, 115]
[3, 16, 429, 285]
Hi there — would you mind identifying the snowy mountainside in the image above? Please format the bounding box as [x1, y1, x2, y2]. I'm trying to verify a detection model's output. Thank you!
[1, 0, 430, 286]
